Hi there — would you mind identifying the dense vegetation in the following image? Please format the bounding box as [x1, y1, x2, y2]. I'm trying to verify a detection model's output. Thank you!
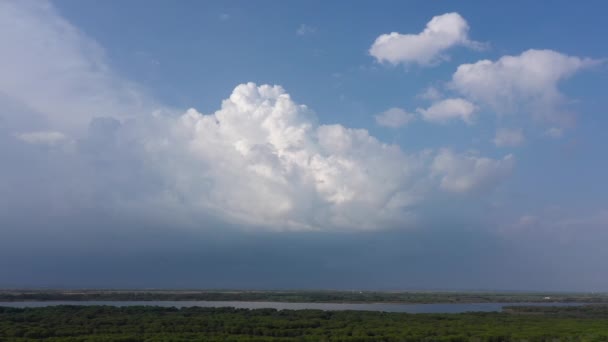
[503, 304, 608, 318]
[1, 305, 608, 341]
[2, 290, 608, 304]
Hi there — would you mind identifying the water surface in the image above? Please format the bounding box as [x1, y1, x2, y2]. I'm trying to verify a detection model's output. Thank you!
[0, 301, 589, 313]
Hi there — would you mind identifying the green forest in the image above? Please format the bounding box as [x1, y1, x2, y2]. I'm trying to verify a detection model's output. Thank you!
[1, 305, 607, 342]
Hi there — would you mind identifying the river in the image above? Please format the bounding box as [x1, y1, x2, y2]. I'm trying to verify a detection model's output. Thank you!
[0, 301, 589, 313]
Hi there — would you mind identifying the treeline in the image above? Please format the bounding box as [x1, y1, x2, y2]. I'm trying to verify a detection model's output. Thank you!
[1, 305, 608, 341]
[504, 304, 608, 318]
[2, 290, 608, 304]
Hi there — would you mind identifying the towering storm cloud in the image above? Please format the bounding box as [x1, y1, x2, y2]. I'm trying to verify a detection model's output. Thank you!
[0, 1, 516, 232]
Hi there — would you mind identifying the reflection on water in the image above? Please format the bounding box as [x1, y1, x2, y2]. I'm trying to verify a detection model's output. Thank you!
[0, 301, 589, 313]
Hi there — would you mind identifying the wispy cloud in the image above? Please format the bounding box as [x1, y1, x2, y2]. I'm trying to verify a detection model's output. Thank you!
[375, 107, 415, 128]
[296, 24, 316, 36]
[493, 128, 525, 147]
[15, 130, 68, 145]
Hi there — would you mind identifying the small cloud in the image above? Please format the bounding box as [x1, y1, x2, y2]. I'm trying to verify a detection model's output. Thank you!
[493, 128, 525, 147]
[431, 149, 515, 194]
[369, 12, 482, 67]
[15, 130, 67, 145]
[219, 13, 230, 21]
[544, 127, 564, 138]
[501, 209, 608, 241]
[517, 215, 540, 228]
[296, 24, 316, 36]
[375, 107, 415, 128]
[417, 98, 477, 124]
[417, 86, 442, 101]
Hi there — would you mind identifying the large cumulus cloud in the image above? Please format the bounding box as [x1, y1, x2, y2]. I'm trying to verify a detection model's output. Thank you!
[145, 83, 435, 230]
[0, 1, 514, 232]
[3, 82, 517, 231]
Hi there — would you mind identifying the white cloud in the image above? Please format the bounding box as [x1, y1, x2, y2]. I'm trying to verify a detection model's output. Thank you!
[296, 24, 316, 36]
[0, 1, 515, 232]
[431, 149, 515, 193]
[417, 86, 443, 101]
[369, 12, 482, 66]
[154, 88, 510, 229]
[145, 85, 512, 230]
[0, 0, 150, 135]
[544, 127, 564, 138]
[451, 49, 600, 127]
[493, 128, 525, 147]
[15, 130, 67, 145]
[417, 98, 476, 124]
[375, 107, 415, 128]
[150, 83, 434, 231]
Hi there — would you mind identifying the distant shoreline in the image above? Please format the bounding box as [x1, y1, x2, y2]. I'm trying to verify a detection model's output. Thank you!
[1, 289, 607, 304]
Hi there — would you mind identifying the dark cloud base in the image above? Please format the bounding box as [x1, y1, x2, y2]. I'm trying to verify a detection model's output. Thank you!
[2, 213, 606, 291]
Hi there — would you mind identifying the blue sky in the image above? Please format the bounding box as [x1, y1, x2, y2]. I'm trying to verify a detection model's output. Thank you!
[1, 0, 607, 290]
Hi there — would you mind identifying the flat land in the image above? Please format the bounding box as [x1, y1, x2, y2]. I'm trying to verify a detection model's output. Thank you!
[1, 289, 607, 304]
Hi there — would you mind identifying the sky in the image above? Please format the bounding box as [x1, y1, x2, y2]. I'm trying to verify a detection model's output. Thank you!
[1, 0, 608, 291]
